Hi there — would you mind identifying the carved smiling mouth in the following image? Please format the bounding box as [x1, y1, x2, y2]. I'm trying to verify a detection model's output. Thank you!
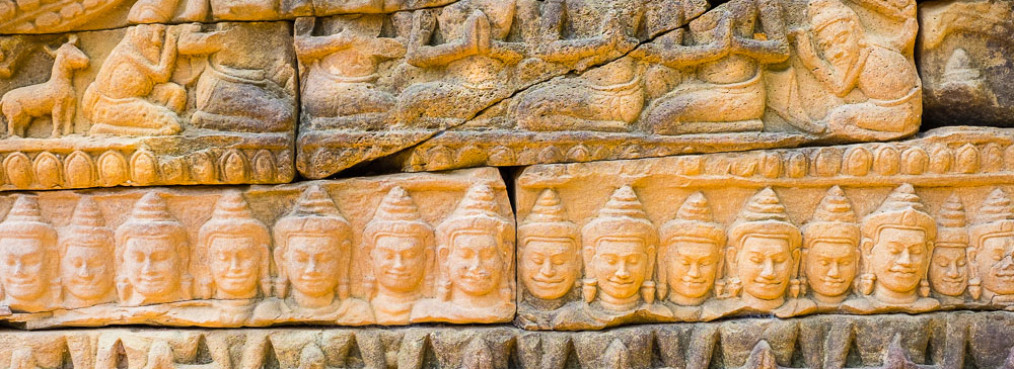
[753, 279, 783, 287]
[532, 275, 565, 284]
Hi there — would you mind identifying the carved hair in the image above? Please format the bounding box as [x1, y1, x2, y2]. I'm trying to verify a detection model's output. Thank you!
[657, 192, 725, 300]
[725, 188, 802, 299]
[800, 186, 859, 295]
[195, 192, 272, 299]
[362, 186, 435, 298]
[272, 185, 353, 300]
[434, 183, 514, 301]
[581, 186, 658, 304]
[859, 184, 936, 296]
[0, 195, 59, 305]
[518, 189, 581, 295]
[114, 192, 192, 302]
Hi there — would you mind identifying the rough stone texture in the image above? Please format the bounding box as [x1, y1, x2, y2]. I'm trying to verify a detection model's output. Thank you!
[296, 0, 923, 178]
[918, 0, 1014, 128]
[0, 22, 296, 190]
[0, 167, 515, 328]
[2, 311, 1014, 368]
[0, 0, 456, 34]
[516, 126, 1014, 330]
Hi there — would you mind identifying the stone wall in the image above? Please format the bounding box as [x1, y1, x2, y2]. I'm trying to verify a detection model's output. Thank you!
[0, 0, 1010, 367]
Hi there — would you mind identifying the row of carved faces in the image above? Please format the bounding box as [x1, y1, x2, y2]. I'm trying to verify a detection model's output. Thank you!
[0, 184, 513, 316]
[519, 185, 1014, 313]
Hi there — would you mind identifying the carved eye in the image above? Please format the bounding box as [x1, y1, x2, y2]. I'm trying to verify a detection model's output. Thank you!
[957, 259, 967, 267]
[750, 256, 763, 264]
[820, 260, 830, 266]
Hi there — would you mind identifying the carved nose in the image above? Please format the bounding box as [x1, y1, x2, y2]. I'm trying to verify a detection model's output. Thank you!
[306, 258, 319, 273]
[392, 254, 405, 270]
[615, 262, 630, 279]
[896, 249, 912, 266]
[946, 261, 961, 278]
[11, 261, 24, 275]
[229, 257, 242, 271]
[687, 263, 701, 278]
[760, 259, 775, 278]
[539, 260, 555, 277]
[827, 262, 840, 278]
[77, 263, 91, 278]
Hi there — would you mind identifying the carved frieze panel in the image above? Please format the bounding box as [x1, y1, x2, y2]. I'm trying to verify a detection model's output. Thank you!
[368, 0, 923, 174]
[0, 22, 296, 190]
[1, 311, 1014, 369]
[0, 167, 514, 328]
[0, 0, 457, 34]
[295, 0, 712, 178]
[516, 126, 1014, 330]
[919, 0, 1014, 127]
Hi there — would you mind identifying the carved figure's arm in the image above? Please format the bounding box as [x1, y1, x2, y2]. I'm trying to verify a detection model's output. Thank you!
[634, 24, 730, 68]
[538, 4, 625, 63]
[731, 0, 789, 64]
[405, 9, 475, 68]
[176, 24, 225, 56]
[294, 30, 357, 62]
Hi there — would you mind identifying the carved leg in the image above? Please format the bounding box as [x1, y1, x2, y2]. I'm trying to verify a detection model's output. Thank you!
[63, 97, 76, 136]
[51, 98, 65, 137]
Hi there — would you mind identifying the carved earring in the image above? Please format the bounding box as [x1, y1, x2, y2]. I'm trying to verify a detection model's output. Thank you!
[641, 281, 655, 304]
[725, 277, 742, 298]
[918, 279, 930, 297]
[798, 277, 808, 297]
[969, 277, 982, 300]
[582, 279, 597, 303]
[860, 273, 875, 295]
[789, 278, 801, 299]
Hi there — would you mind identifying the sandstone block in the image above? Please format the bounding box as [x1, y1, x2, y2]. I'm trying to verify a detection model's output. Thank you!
[0, 22, 296, 189]
[516, 126, 1014, 330]
[0, 0, 457, 34]
[0, 167, 514, 328]
[919, 0, 1014, 127]
[2, 311, 1014, 368]
[294, 0, 923, 177]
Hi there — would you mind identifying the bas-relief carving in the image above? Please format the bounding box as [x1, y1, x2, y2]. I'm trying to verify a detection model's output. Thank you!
[385, 0, 921, 175]
[0, 167, 514, 328]
[515, 127, 1014, 330]
[0, 22, 296, 189]
[918, 0, 1014, 127]
[4, 311, 1014, 369]
[0, 0, 457, 34]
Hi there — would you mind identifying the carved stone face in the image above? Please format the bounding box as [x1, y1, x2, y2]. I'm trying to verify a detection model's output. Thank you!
[666, 239, 720, 301]
[209, 236, 261, 297]
[815, 20, 860, 72]
[284, 235, 342, 298]
[62, 245, 114, 301]
[737, 236, 794, 301]
[372, 235, 427, 294]
[520, 238, 579, 300]
[448, 233, 502, 297]
[929, 247, 968, 297]
[123, 236, 180, 298]
[975, 235, 1014, 295]
[0, 238, 48, 301]
[592, 238, 648, 301]
[870, 228, 928, 294]
[805, 240, 858, 298]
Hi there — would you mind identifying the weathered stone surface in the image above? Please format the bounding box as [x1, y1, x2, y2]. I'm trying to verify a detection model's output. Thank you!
[0, 22, 296, 190]
[0, 167, 514, 328]
[3, 311, 1014, 368]
[919, 0, 1014, 127]
[516, 126, 1014, 330]
[0, 0, 456, 34]
[351, 0, 921, 175]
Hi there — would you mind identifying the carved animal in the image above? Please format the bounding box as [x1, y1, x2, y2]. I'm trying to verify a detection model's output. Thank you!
[0, 36, 89, 138]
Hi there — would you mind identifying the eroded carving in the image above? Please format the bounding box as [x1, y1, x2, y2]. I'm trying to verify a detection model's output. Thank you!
[0, 22, 295, 189]
[0, 168, 512, 328]
[516, 128, 1014, 329]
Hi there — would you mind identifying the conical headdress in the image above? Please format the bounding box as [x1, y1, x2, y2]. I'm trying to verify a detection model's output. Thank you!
[519, 189, 578, 245]
[115, 192, 189, 259]
[0, 195, 57, 245]
[364, 186, 433, 243]
[729, 188, 802, 250]
[437, 184, 512, 244]
[660, 192, 725, 244]
[62, 196, 113, 250]
[803, 186, 860, 248]
[937, 193, 968, 247]
[970, 188, 1014, 248]
[861, 184, 937, 243]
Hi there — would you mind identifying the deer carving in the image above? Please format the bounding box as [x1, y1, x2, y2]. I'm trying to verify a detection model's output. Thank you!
[1, 35, 89, 138]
